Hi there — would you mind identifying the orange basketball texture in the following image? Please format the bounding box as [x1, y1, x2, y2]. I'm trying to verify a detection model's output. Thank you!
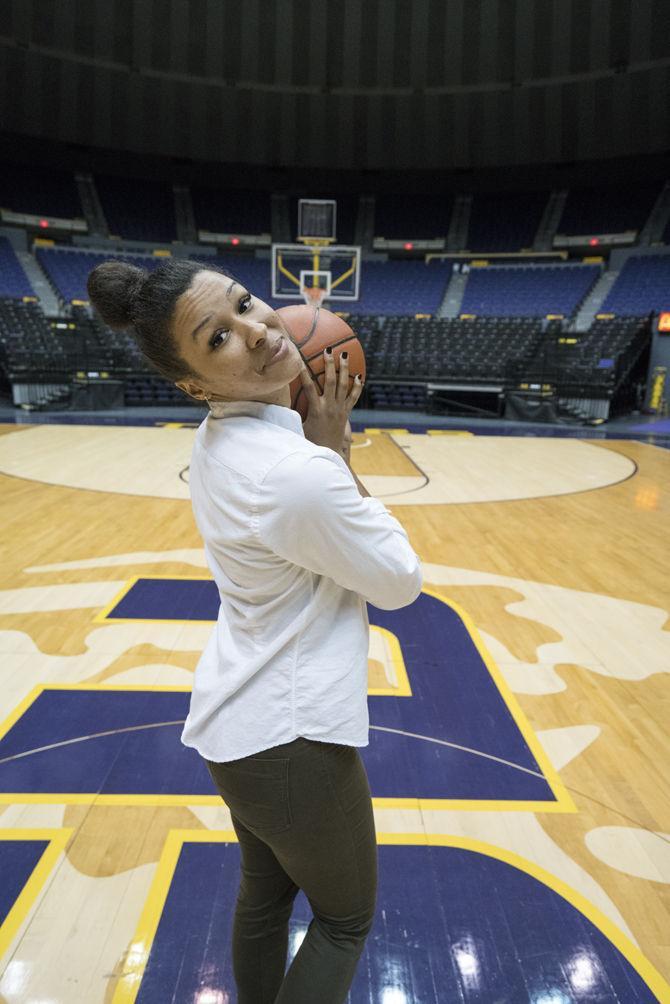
[277, 304, 366, 421]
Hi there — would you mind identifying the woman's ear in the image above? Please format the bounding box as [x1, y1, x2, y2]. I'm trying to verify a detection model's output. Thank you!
[175, 380, 206, 401]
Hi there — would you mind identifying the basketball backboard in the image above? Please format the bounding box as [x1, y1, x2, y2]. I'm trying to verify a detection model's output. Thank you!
[271, 243, 361, 302]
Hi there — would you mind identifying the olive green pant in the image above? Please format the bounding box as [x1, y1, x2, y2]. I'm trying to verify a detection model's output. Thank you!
[205, 736, 378, 1004]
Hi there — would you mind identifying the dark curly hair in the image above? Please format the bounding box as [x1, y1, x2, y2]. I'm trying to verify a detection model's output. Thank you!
[86, 258, 235, 383]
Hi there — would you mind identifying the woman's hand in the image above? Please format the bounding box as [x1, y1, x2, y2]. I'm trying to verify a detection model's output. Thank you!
[300, 349, 363, 456]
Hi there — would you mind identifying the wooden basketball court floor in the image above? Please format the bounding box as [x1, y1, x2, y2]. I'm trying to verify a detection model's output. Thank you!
[0, 415, 668, 1003]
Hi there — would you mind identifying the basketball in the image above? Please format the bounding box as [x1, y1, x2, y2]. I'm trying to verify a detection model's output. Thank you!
[277, 304, 366, 421]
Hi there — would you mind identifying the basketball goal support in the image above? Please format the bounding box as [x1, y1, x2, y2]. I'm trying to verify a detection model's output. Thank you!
[271, 241, 361, 304]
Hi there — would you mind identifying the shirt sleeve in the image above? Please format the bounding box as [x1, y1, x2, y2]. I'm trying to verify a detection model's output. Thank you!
[256, 450, 423, 610]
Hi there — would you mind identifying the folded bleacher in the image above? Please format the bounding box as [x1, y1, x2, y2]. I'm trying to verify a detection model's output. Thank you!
[95, 174, 177, 242]
[374, 193, 453, 240]
[466, 191, 548, 252]
[557, 184, 661, 236]
[192, 187, 272, 236]
[0, 163, 82, 219]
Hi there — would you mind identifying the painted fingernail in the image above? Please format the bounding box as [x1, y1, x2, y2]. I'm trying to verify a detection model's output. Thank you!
[326, 346, 332, 355]
[342, 351, 348, 360]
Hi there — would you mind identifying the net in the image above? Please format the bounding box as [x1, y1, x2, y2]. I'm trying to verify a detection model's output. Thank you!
[301, 285, 327, 307]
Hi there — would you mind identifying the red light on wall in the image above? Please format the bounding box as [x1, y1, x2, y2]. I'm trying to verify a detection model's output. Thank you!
[39, 219, 49, 228]
[404, 242, 414, 250]
[589, 237, 599, 246]
[231, 237, 240, 246]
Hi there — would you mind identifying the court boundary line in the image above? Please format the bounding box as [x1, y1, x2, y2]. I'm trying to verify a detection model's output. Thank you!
[363, 430, 640, 504]
[0, 828, 73, 964]
[0, 584, 575, 813]
[0, 430, 644, 505]
[110, 829, 670, 1004]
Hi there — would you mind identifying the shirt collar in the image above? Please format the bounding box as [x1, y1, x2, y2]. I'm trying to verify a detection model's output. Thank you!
[207, 399, 304, 437]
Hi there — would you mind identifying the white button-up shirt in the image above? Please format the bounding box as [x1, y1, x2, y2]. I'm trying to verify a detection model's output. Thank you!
[180, 399, 423, 762]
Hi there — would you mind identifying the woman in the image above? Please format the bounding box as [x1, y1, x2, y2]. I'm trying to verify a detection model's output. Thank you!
[87, 258, 423, 1004]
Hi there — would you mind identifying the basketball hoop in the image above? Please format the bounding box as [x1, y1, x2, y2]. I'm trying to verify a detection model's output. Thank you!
[301, 286, 327, 308]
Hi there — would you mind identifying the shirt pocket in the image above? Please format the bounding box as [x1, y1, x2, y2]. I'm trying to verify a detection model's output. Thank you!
[205, 756, 292, 835]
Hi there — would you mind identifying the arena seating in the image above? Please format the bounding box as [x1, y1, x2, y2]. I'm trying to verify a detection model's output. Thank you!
[466, 191, 548, 252]
[70, 306, 195, 405]
[0, 167, 662, 418]
[35, 248, 161, 303]
[0, 283, 651, 416]
[94, 174, 177, 242]
[511, 317, 648, 389]
[35, 246, 297, 311]
[0, 237, 35, 298]
[190, 254, 451, 316]
[20, 242, 668, 327]
[348, 314, 649, 413]
[368, 383, 428, 411]
[192, 187, 272, 236]
[0, 298, 67, 379]
[582, 316, 649, 362]
[68, 305, 140, 371]
[601, 255, 670, 315]
[0, 302, 138, 380]
[123, 374, 190, 405]
[0, 162, 82, 219]
[353, 316, 544, 382]
[557, 184, 661, 235]
[0, 296, 189, 408]
[353, 260, 450, 315]
[374, 193, 453, 239]
[459, 263, 600, 317]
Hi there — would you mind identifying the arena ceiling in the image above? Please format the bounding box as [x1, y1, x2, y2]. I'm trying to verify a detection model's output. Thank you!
[0, 0, 668, 172]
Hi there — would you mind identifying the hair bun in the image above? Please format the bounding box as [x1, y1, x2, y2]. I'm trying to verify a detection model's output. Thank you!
[86, 260, 147, 330]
